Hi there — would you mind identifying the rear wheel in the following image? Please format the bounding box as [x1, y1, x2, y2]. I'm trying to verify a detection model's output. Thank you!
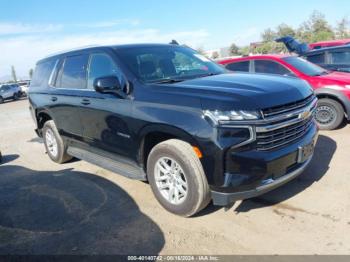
[147, 139, 210, 217]
[315, 98, 344, 130]
[42, 120, 72, 163]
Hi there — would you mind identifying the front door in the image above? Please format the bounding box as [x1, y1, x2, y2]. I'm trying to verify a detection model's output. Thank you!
[79, 52, 134, 159]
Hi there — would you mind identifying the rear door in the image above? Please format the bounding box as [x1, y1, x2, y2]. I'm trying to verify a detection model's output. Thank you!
[49, 53, 89, 140]
[79, 51, 133, 158]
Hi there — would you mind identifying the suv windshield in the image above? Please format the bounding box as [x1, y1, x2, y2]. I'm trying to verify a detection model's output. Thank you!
[282, 56, 328, 76]
[115, 45, 225, 83]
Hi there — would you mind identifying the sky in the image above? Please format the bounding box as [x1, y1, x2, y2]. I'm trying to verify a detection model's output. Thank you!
[0, 0, 349, 79]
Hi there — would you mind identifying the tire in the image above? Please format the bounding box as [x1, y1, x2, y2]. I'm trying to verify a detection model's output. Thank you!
[315, 98, 344, 130]
[0, 97, 3, 104]
[42, 120, 72, 163]
[13, 93, 19, 100]
[147, 139, 210, 217]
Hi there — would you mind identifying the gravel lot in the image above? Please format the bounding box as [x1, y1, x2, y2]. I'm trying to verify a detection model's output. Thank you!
[0, 99, 349, 255]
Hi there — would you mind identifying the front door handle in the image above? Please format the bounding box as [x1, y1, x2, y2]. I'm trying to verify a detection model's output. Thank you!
[51, 96, 57, 102]
[81, 99, 90, 105]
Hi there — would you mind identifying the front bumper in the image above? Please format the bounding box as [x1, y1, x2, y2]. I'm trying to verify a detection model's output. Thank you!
[211, 122, 318, 206]
[211, 154, 312, 205]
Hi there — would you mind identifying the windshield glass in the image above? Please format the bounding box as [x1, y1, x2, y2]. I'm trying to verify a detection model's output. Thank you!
[282, 56, 328, 76]
[114, 45, 225, 83]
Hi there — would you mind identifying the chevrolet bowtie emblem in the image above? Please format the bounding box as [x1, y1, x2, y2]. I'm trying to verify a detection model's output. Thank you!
[299, 110, 311, 120]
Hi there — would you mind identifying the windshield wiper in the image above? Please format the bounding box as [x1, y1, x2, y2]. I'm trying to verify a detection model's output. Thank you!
[151, 78, 185, 84]
[198, 72, 221, 78]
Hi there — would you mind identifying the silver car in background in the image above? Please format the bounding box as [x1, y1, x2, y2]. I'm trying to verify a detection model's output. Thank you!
[0, 84, 22, 103]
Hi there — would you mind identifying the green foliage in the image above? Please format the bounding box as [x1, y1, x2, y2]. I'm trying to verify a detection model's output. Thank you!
[229, 43, 240, 55]
[228, 10, 350, 56]
[11, 65, 17, 82]
[29, 68, 34, 79]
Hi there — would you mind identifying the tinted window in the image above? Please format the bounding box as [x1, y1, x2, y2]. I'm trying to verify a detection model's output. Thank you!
[282, 56, 327, 76]
[331, 51, 350, 65]
[88, 53, 121, 89]
[254, 60, 291, 75]
[225, 61, 249, 72]
[58, 54, 89, 89]
[307, 53, 325, 64]
[31, 59, 57, 88]
[114, 46, 224, 83]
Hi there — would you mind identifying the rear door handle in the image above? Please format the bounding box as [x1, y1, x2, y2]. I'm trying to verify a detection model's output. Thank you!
[81, 99, 90, 105]
[51, 96, 57, 102]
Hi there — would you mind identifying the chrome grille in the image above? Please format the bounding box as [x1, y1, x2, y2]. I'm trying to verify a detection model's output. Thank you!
[262, 95, 315, 118]
[256, 95, 317, 151]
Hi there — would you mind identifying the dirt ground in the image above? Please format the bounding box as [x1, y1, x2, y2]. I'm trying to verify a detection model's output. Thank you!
[0, 99, 349, 255]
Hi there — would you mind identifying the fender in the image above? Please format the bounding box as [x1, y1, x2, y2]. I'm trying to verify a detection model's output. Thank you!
[314, 88, 350, 119]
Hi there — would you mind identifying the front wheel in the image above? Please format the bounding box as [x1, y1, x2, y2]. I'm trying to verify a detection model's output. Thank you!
[147, 139, 210, 217]
[315, 98, 344, 130]
[42, 120, 72, 163]
[13, 93, 19, 100]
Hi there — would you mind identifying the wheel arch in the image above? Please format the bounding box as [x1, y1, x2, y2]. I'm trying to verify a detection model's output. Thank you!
[137, 124, 200, 173]
[35, 109, 54, 136]
[314, 88, 350, 119]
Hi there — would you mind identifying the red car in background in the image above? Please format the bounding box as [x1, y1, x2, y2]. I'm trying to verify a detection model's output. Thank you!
[219, 55, 350, 130]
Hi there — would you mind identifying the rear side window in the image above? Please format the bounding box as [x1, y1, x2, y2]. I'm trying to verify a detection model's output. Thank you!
[225, 61, 250, 72]
[254, 60, 291, 75]
[31, 59, 57, 88]
[330, 51, 350, 65]
[306, 53, 325, 64]
[57, 54, 89, 89]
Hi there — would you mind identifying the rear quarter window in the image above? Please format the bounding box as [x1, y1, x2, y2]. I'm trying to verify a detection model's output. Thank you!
[31, 59, 57, 88]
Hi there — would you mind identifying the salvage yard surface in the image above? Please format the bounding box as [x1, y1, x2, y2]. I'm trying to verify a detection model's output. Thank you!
[0, 99, 349, 254]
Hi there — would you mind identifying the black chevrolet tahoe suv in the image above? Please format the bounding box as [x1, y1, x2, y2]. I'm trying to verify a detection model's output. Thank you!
[29, 44, 318, 216]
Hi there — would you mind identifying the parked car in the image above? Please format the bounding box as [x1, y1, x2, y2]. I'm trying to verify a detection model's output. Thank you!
[219, 55, 350, 130]
[0, 84, 22, 103]
[29, 44, 318, 216]
[309, 38, 350, 50]
[276, 36, 350, 73]
[17, 80, 30, 96]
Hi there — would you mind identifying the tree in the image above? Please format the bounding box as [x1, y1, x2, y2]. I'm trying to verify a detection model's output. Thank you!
[211, 51, 219, 59]
[335, 17, 350, 39]
[195, 46, 206, 55]
[276, 23, 296, 38]
[261, 28, 277, 42]
[229, 43, 239, 56]
[29, 68, 34, 79]
[297, 10, 334, 42]
[11, 65, 17, 83]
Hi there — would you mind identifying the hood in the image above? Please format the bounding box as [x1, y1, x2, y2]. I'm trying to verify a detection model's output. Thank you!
[316, 71, 350, 84]
[155, 73, 313, 111]
[276, 36, 310, 55]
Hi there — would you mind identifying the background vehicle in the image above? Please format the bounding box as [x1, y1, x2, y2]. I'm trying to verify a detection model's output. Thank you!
[309, 39, 350, 50]
[29, 44, 317, 216]
[276, 36, 350, 73]
[17, 80, 30, 97]
[0, 84, 22, 103]
[220, 55, 350, 130]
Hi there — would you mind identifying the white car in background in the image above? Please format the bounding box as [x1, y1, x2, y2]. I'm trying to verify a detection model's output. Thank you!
[17, 80, 30, 96]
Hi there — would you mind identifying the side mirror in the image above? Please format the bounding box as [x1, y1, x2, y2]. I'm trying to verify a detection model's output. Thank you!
[93, 76, 121, 94]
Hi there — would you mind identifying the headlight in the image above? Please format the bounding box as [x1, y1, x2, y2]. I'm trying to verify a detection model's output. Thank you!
[203, 109, 261, 124]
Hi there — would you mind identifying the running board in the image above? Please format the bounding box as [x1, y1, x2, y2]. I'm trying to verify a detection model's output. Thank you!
[67, 146, 146, 180]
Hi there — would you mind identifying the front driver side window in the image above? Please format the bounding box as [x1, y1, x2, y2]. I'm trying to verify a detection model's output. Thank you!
[254, 60, 293, 76]
[88, 53, 122, 89]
